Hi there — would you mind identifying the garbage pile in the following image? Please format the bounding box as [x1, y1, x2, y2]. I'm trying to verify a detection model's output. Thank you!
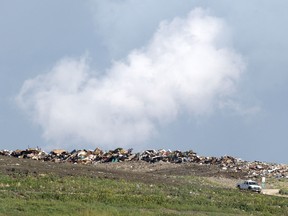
[1, 147, 287, 178]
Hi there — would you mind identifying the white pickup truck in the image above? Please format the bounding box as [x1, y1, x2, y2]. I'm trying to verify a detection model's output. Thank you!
[237, 180, 262, 193]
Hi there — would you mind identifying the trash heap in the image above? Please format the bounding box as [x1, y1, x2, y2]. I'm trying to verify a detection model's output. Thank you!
[1, 148, 287, 178]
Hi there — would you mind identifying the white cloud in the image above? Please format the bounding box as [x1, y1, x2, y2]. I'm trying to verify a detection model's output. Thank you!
[17, 8, 245, 149]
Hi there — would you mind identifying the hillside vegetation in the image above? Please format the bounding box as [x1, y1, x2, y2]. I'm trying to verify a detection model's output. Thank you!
[0, 155, 287, 215]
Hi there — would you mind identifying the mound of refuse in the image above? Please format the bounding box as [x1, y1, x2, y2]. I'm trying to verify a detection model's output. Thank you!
[1, 147, 288, 179]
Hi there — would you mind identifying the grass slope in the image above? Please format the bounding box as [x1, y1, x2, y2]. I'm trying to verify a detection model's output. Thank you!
[0, 172, 288, 216]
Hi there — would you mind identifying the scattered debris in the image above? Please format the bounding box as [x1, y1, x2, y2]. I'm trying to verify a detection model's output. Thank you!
[1, 148, 287, 178]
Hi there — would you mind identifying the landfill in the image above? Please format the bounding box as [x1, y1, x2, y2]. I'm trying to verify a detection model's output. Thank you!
[1, 147, 287, 179]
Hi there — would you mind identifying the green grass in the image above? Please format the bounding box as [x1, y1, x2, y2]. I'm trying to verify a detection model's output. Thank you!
[0, 173, 288, 215]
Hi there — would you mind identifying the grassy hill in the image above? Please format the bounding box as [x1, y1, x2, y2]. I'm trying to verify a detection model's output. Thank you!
[0, 155, 287, 216]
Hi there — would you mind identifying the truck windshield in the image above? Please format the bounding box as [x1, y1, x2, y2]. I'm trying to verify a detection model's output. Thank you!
[249, 182, 257, 185]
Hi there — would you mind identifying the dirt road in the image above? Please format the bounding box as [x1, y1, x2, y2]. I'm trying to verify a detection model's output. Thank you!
[261, 189, 288, 198]
[262, 189, 280, 195]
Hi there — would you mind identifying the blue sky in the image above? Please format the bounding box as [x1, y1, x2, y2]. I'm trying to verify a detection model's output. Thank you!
[1, 1, 287, 163]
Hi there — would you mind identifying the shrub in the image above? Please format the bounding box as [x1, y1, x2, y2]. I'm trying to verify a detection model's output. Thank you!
[279, 188, 288, 195]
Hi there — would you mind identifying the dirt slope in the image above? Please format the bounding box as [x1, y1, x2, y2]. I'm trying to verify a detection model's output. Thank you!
[0, 155, 246, 185]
